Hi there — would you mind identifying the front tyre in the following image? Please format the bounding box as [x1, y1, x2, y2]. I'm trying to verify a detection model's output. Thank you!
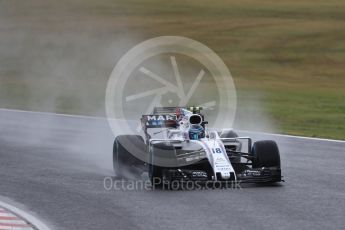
[252, 140, 281, 182]
[148, 143, 176, 188]
[252, 140, 280, 168]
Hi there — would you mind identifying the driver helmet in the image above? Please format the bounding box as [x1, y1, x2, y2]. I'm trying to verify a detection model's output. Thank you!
[188, 124, 205, 140]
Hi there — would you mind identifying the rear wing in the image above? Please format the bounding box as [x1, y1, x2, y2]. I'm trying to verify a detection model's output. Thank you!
[153, 106, 203, 115]
[141, 114, 177, 142]
[153, 107, 177, 115]
[141, 114, 177, 129]
[141, 106, 204, 141]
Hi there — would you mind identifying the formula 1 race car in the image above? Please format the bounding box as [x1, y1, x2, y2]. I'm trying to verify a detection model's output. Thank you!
[113, 107, 282, 188]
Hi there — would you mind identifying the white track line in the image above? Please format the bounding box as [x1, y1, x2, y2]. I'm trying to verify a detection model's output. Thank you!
[0, 199, 51, 230]
[238, 130, 345, 143]
[1, 107, 344, 143]
[0, 108, 103, 120]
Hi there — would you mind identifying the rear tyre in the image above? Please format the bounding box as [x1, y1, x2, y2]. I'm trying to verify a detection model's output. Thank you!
[113, 135, 146, 178]
[220, 130, 238, 138]
[221, 130, 241, 163]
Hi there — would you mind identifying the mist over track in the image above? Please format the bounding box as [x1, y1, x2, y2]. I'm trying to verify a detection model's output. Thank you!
[0, 109, 344, 230]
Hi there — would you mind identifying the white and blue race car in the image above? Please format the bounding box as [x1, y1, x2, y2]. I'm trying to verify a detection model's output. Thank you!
[113, 107, 282, 188]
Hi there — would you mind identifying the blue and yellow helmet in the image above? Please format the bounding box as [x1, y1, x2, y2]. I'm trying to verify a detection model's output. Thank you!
[188, 124, 205, 140]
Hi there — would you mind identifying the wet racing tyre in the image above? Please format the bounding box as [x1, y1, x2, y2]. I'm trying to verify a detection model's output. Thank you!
[148, 143, 176, 188]
[252, 140, 281, 168]
[113, 135, 146, 178]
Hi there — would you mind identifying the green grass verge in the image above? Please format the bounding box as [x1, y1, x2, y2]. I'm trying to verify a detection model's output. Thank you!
[0, 0, 344, 139]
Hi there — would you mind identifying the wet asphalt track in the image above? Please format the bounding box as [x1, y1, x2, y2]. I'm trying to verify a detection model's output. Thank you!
[0, 109, 344, 230]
